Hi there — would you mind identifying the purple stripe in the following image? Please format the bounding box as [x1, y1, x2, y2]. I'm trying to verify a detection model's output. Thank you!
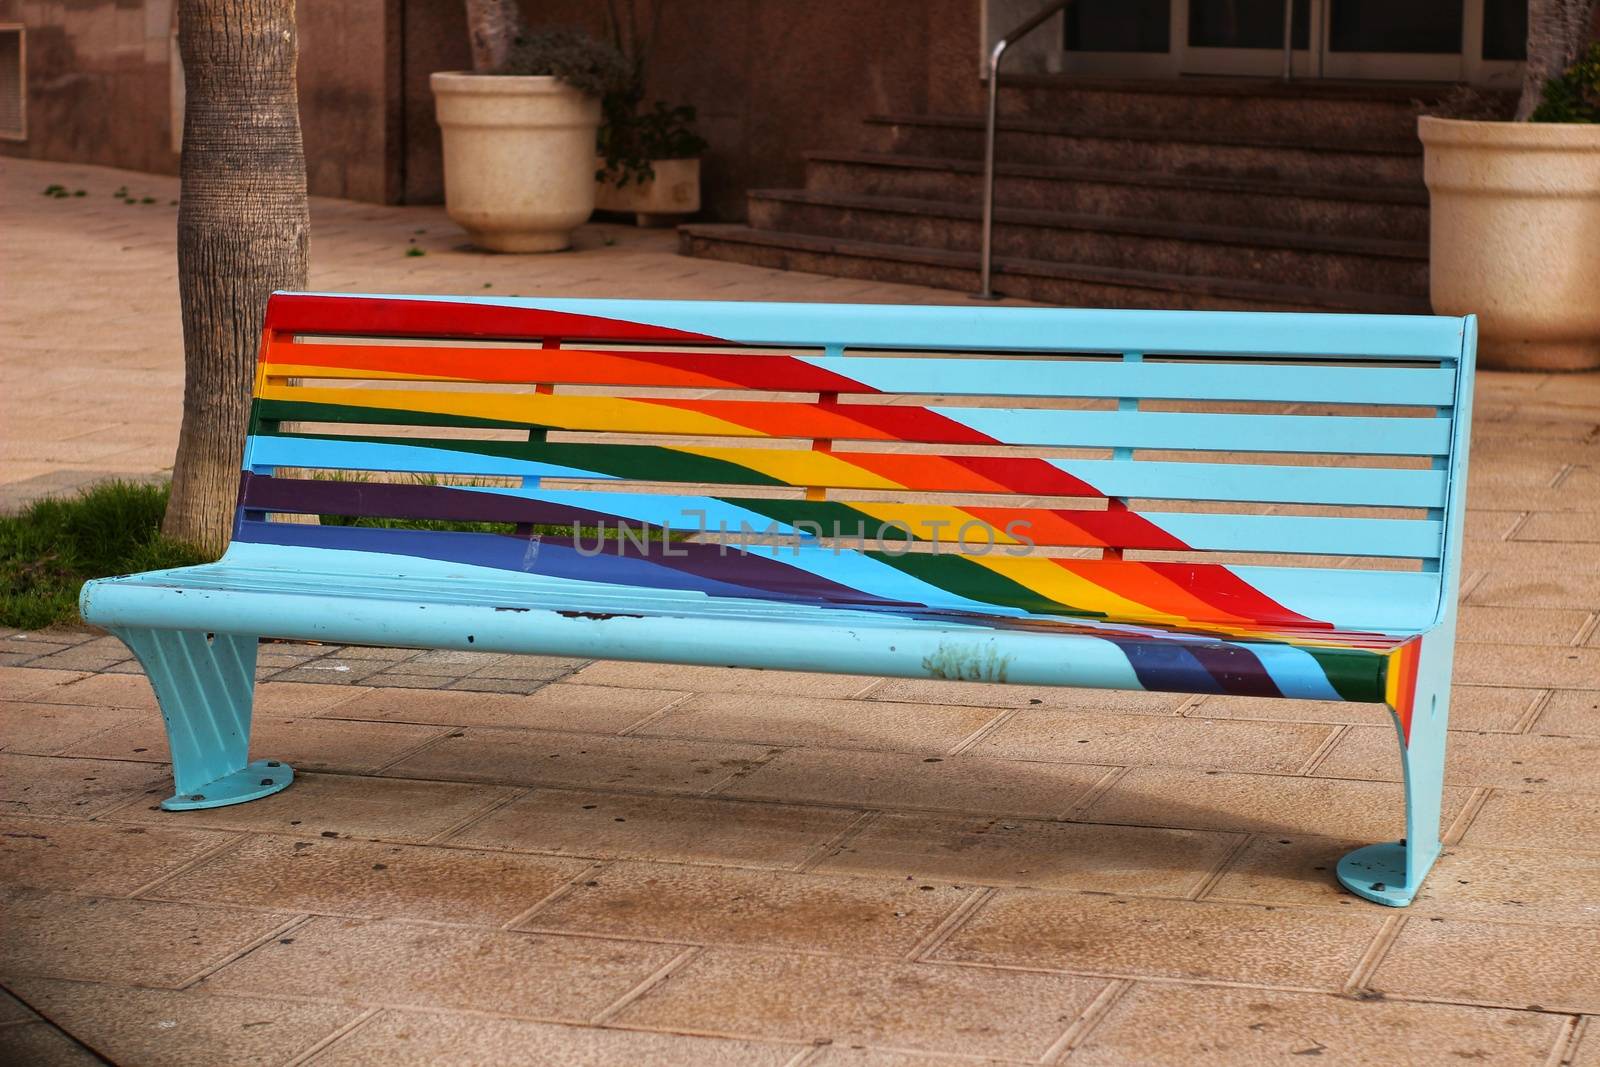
[233, 520, 910, 609]
[240, 473, 614, 529]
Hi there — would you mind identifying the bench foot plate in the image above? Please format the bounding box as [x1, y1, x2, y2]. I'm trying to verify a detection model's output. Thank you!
[1337, 841, 1424, 907]
[161, 759, 294, 811]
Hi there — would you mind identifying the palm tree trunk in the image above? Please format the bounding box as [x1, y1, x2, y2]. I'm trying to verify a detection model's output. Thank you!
[465, 0, 524, 72]
[1516, 0, 1599, 119]
[164, 0, 309, 556]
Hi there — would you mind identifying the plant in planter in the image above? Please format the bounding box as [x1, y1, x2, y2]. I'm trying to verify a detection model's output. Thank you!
[1419, 1, 1600, 371]
[432, 1, 630, 252]
[594, 0, 708, 226]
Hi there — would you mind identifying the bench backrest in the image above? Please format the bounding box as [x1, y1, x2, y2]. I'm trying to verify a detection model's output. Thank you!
[239, 293, 1476, 638]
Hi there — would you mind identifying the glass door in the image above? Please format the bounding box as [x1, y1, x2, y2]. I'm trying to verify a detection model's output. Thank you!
[1320, 0, 1466, 78]
[1179, 0, 1318, 76]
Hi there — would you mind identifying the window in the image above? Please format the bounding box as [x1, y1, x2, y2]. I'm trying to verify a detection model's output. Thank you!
[0, 25, 23, 142]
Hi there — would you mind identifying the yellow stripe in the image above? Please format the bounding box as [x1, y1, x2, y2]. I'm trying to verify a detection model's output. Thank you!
[972, 556, 1189, 625]
[259, 383, 755, 438]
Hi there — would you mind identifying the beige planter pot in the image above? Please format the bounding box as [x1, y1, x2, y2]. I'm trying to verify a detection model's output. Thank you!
[1420, 115, 1600, 372]
[430, 72, 601, 253]
[596, 157, 701, 226]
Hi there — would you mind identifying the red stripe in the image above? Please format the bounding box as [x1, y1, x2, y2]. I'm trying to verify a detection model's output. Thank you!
[264, 294, 721, 344]
[267, 340, 879, 394]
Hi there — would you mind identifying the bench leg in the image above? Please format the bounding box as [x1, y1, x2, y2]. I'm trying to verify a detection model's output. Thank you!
[111, 628, 294, 811]
[1337, 634, 1452, 907]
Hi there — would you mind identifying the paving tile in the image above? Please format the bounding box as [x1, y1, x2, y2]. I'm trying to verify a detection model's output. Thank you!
[0, 889, 291, 987]
[319, 645, 423, 661]
[1456, 788, 1600, 850]
[1371, 915, 1600, 1013]
[521, 861, 970, 957]
[26, 672, 158, 710]
[1471, 571, 1600, 611]
[347, 673, 453, 690]
[1316, 725, 1600, 791]
[635, 691, 1002, 755]
[3, 979, 357, 1067]
[1189, 685, 1533, 733]
[447, 789, 860, 869]
[1534, 689, 1600, 736]
[1453, 644, 1600, 689]
[0, 987, 36, 1024]
[145, 833, 591, 924]
[0, 700, 133, 755]
[463, 654, 587, 680]
[1465, 509, 1525, 542]
[201, 915, 683, 1019]
[1070, 982, 1565, 1066]
[970, 711, 1332, 774]
[443, 677, 555, 694]
[380, 728, 773, 793]
[937, 890, 1380, 988]
[0, 815, 232, 896]
[614, 949, 1109, 1060]
[60, 714, 448, 775]
[807, 1050, 985, 1066]
[326, 683, 681, 733]
[1458, 605, 1591, 645]
[1081, 767, 1471, 841]
[0, 667, 91, 702]
[1204, 833, 1600, 923]
[816, 812, 1240, 898]
[314, 1010, 792, 1066]
[717, 748, 1110, 819]
[567, 661, 878, 697]
[106, 771, 517, 844]
[1516, 511, 1600, 543]
[33, 673, 364, 714]
[0, 753, 172, 818]
[867, 678, 1189, 714]
[1573, 1023, 1600, 1067]
[268, 661, 392, 686]
[0, 1022, 102, 1065]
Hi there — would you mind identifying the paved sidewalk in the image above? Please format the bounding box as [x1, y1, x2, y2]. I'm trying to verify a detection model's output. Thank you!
[3, 156, 1600, 1065]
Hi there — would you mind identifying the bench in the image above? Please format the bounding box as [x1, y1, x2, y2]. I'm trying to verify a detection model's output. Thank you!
[81, 291, 1476, 907]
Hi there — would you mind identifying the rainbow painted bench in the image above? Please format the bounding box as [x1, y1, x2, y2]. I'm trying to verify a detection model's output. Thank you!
[82, 292, 1476, 907]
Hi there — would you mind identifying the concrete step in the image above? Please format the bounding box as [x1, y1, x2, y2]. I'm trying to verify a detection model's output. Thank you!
[865, 113, 1424, 185]
[747, 189, 1428, 297]
[678, 224, 1432, 315]
[993, 75, 1508, 141]
[803, 151, 1429, 242]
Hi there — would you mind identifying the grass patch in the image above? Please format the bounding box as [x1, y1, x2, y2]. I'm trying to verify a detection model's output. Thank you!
[0, 481, 211, 630]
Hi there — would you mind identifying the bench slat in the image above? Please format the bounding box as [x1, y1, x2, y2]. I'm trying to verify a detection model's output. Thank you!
[266, 341, 1456, 406]
[242, 474, 1443, 558]
[267, 293, 1471, 360]
[255, 388, 1454, 456]
[228, 518, 1443, 634]
[247, 434, 1450, 508]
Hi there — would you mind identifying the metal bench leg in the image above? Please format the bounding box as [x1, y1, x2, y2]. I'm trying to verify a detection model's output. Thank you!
[1337, 633, 1453, 907]
[111, 628, 294, 811]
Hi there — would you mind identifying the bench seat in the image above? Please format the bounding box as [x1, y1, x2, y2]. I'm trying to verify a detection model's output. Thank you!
[82, 292, 1476, 908]
[84, 539, 1424, 704]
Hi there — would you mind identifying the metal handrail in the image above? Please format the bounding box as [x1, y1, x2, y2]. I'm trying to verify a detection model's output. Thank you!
[976, 0, 1073, 300]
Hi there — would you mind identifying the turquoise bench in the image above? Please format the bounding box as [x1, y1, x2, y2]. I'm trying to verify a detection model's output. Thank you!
[82, 292, 1476, 906]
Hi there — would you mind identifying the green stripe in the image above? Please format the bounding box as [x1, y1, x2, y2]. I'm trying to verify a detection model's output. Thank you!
[869, 552, 1106, 619]
[1304, 646, 1386, 703]
[262, 429, 789, 489]
[254, 399, 533, 433]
